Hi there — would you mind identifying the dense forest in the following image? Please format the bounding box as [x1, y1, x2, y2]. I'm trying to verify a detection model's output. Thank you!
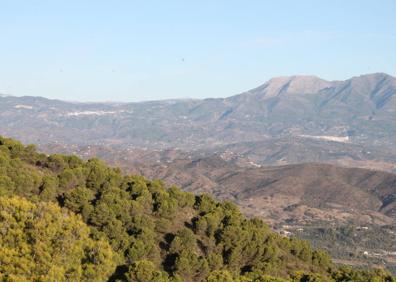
[0, 136, 394, 281]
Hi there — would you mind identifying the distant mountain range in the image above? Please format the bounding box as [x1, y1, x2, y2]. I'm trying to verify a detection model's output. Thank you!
[1, 72, 396, 170]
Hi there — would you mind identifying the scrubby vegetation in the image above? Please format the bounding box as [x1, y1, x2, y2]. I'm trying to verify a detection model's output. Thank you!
[0, 136, 394, 281]
[295, 221, 396, 274]
[0, 197, 116, 281]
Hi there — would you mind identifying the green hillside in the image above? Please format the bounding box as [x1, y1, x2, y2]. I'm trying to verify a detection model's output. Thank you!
[0, 136, 394, 282]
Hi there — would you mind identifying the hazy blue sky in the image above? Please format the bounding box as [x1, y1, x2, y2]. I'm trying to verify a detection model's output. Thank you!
[0, 1, 395, 102]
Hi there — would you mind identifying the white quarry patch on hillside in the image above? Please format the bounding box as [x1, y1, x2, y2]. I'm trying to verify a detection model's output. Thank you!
[14, 104, 33, 109]
[64, 110, 125, 116]
[248, 161, 262, 168]
[299, 134, 350, 143]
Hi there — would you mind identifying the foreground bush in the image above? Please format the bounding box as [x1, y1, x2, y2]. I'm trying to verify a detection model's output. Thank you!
[0, 196, 116, 281]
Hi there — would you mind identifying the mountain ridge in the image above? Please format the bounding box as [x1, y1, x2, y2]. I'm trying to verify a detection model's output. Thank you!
[1, 73, 395, 104]
[1, 72, 396, 168]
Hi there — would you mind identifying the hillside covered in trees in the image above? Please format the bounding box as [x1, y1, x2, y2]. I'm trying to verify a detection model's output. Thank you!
[0, 136, 394, 281]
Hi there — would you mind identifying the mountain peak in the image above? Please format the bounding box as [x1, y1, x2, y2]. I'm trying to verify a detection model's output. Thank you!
[352, 72, 394, 79]
[237, 73, 396, 100]
[244, 75, 333, 99]
[348, 72, 396, 86]
[269, 74, 326, 83]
